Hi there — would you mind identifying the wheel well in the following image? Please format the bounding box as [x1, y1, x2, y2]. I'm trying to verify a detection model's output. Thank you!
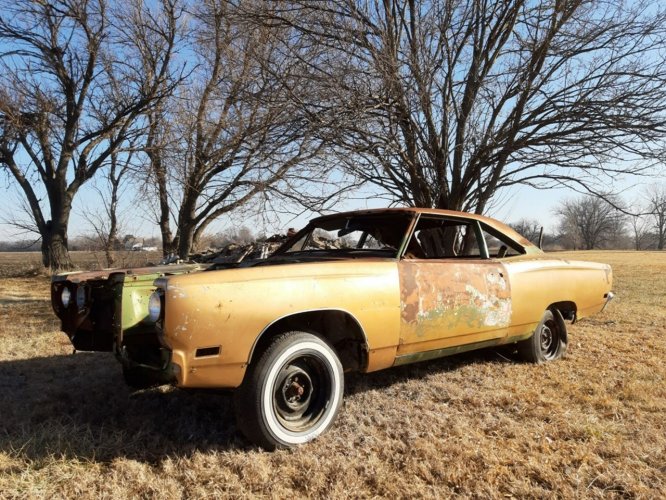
[249, 310, 368, 372]
[549, 301, 577, 322]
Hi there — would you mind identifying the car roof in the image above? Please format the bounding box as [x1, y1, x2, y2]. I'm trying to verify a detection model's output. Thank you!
[311, 207, 538, 251]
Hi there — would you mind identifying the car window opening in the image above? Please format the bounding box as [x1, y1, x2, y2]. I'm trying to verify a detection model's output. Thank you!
[404, 217, 525, 260]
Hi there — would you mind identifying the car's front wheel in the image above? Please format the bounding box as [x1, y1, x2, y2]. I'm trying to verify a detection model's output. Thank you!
[517, 309, 567, 363]
[234, 331, 344, 449]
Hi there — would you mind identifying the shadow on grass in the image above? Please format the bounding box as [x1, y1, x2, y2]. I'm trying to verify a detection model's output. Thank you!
[0, 347, 514, 463]
[345, 346, 515, 397]
[0, 352, 242, 463]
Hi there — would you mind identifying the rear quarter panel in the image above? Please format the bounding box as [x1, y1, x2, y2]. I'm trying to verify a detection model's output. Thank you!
[505, 257, 613, 333]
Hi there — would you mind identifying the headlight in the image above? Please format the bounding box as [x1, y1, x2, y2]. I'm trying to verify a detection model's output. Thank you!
[76, 285, 87, 309]
[148, 291, 162, 323]
[60, 287, 71, 308]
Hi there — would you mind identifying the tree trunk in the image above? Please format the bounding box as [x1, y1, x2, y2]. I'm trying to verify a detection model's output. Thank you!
[175, 187, 199, 260]
[156, 166, 175, 257]
[104, 171, 119, 267]
[105, 210, 117, 268]
[177, 223, 195, 260]
[42, 222, 74, 272]
[161, 224, 176, 257]
[435, 188, 466, 213]
[150, 156, 176, 258]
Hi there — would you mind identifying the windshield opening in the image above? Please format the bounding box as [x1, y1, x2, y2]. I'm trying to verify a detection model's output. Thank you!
[272, 213, 414, 258]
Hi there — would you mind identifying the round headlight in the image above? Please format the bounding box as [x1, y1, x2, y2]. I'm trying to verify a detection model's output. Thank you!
[148, 291, 161, 323]
[60, 287, 71, 308]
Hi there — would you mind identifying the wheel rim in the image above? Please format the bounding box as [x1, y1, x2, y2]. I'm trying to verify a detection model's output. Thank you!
[272, 353, 333, 433]
[539, 318, 560, 360]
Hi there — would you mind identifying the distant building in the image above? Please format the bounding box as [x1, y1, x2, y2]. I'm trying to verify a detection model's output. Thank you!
[131, 243, 158, 252]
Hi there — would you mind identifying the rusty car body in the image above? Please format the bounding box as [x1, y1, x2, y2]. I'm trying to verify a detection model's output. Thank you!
[51, 208, 614, 449]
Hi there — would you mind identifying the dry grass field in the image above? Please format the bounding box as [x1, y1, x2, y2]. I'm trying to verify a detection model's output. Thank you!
[0, 251, 664, 498]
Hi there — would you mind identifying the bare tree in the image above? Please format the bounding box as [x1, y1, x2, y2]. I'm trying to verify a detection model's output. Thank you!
[509, 219, 542, 245]
[255, 0, 666, 213]
[647, 184, 666, 250]
[556, 196, 626, 250]
[629, 211, 651, 251]
[142, 1, 327, 259]
[0, 0, 182, 271]
[82, 142, 135, 267]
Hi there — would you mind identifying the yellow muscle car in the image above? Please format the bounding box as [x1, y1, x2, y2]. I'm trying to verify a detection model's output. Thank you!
[51, 208, 614, 449]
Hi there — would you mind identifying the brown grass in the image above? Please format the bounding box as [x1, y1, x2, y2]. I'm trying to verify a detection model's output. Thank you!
[0, 251, 664, 498]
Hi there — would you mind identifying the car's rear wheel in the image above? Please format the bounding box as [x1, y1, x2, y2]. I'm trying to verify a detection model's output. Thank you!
[234, 331, 344, 449]
[517, 309, 567, 363]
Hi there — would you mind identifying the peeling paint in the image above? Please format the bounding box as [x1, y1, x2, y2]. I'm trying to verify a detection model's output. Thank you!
[399, 261, 512, 343]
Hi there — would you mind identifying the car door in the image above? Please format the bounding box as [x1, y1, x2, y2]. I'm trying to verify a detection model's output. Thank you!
[397, 215, 512, 356]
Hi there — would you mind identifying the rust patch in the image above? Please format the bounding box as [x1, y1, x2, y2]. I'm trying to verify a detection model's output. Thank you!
[400, 264, 421, 324]
[399, 260, 511, 341]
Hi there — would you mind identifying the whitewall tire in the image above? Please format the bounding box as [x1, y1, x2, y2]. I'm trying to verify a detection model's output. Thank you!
[234, 331, 344, 449]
